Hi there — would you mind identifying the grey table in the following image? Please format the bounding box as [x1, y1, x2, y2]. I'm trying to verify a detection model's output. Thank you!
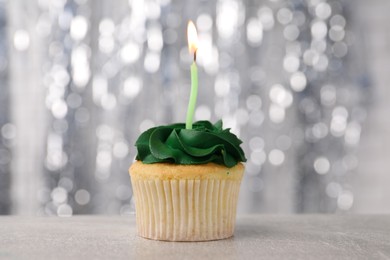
[0, 215, 389, 259]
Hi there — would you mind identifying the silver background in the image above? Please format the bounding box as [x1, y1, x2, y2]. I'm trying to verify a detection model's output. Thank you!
[0, 0, 388, 216]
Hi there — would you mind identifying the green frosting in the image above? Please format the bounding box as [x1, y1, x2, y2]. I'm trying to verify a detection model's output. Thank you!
[135, 120, 246, 168]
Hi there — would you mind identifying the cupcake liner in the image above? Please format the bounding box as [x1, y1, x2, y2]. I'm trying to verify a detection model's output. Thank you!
[131, 178, 242, 241]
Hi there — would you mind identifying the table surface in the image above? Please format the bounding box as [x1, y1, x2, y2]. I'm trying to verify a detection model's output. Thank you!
[1, 215, 389, 260]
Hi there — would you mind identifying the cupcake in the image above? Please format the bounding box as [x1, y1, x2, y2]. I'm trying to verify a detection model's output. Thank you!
[129, 120, 246, 241]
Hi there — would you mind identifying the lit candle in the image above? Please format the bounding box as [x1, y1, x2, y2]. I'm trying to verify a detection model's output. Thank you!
[186, 20, 199, 130]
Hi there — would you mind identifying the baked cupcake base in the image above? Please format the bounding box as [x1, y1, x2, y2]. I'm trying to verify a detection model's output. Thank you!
[129, 161, 244, 241]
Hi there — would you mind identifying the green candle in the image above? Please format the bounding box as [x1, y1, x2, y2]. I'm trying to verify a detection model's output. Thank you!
[186, 61, 198, 129]
[186, 21, 199, 130]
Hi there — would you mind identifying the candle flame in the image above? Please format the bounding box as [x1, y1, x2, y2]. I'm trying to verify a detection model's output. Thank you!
[187, 20, 198, 60]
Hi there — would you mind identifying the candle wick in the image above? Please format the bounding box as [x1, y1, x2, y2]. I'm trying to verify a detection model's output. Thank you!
[194, 50, 197, 62]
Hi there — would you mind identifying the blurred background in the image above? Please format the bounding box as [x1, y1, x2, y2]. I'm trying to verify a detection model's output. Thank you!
[0, 0, 388, 216]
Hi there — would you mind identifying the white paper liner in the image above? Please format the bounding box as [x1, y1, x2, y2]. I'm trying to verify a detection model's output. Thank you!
[132, 178, 242, 241]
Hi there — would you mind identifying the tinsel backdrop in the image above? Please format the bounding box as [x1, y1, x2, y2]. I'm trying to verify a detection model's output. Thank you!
[0, 0, 368, 215]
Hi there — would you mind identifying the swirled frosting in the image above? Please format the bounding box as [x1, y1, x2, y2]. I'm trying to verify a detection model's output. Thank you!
[135, 120, 246, 168]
